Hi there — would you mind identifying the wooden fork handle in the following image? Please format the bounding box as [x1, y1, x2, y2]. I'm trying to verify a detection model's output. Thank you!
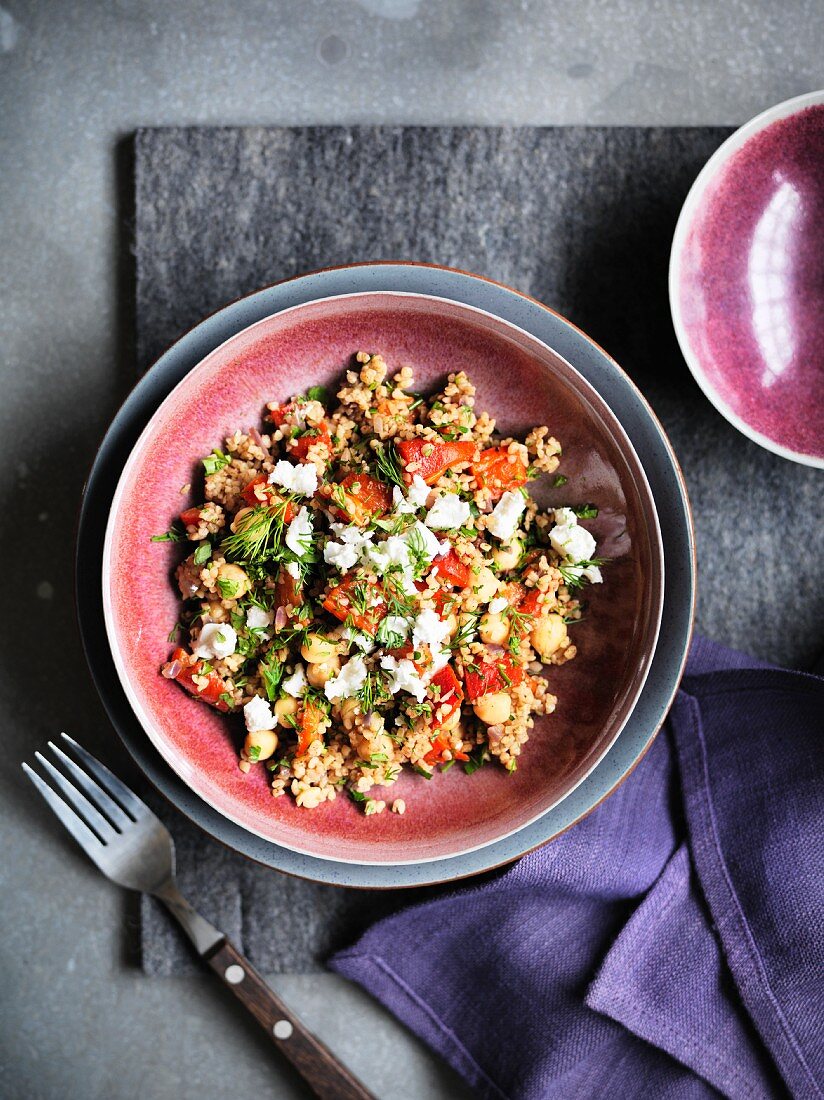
[204, 938, 375, 1099]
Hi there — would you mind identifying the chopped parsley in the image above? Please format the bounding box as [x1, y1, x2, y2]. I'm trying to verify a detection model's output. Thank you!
[306, 385, 328, 404]
[552, 474, 568, 487]
[202, 449, 232, 476]
[572, 503, 599, 519]
[151, 524, 184, 543]
[193, 543, 212, 565]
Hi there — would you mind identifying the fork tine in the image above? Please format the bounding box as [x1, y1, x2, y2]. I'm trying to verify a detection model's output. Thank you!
[47, 741, 131, 830]
[60, 733, 149, 820]
[34, 752, 117, 841]
[22, 763, 105, 865]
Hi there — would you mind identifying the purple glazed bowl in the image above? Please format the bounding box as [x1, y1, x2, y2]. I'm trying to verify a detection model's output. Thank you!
[102, 291, 664, 866]
[670, 90, 824, 467]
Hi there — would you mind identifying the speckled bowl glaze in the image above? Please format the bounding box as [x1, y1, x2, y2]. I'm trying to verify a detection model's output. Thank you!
[102, 292, 664, 866]
[671, 90, 824, 467]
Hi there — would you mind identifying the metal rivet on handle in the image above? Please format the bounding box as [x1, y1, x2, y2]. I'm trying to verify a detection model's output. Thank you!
[273, 1019, 293, 1040]
[225, 964, 245, 984]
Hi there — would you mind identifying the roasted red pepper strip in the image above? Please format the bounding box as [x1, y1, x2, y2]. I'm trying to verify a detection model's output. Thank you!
[287, 422, 332, 461]
[396, 438, 477, 485]
[463, 652, 523, 702]
[325, 472, 393, 527]
[295, 699, 327, 756]
[179, 506, 203, 527]
[274, 565, 303, 611]
[430, 548, 471, 588]
[240, 477, 297, 521]
[323, 574, 387, 635]
[427, 664, 465, 734]
[268, 402, 295, 427]
[165, 648, 229, 712]
[471, 447, 528, 500]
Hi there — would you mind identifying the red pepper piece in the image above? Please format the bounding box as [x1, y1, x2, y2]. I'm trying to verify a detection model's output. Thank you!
[165, 648, 229, 712]
[396, 438, 477, 485]
[179, 507, 203, 527]
[325, 472, 392, 527]
[240, 478, 297, 521]
[463, 652, 523, 702]
[322, 574, 387, 635]
[287, 422, 332, 461]
[295, 699, 327, 756]
[427, 664, 465, 733]
[274, 565, 303, 611]
[430, 548, 471, 588]
[471, 447, 528, 500]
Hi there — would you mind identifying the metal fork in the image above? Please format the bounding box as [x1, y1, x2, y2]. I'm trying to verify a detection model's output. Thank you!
[23, 734, 374, 1100]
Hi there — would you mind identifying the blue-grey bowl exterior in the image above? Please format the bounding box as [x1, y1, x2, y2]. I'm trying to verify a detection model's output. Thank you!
[76, 263, 695, 888]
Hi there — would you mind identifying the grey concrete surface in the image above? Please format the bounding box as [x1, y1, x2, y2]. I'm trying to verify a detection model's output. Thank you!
[0, 2, 821, 1098]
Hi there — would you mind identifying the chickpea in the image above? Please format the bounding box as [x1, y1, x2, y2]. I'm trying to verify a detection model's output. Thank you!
[243, 728, 278, 761]
[306, 656, 340, 689]
[216, 562, 250, 599]
[531, 613, 568, 660]
[230, 506, 253, 533]
[479, 612, 510, 646]
[274, 696, 298, 726]
[339, 697, 362, 730]
[492, 538, 523, 572]
[300, 633, 338, 664]
[473, 692, 512, 726]
[354, 730, 394, 760]
[203, 599, 230, 624]
[442, 612, 459, 639]
[472, 565, 500, 604]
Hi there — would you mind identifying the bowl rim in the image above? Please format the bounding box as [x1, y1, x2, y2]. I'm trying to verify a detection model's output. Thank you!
[101, 288, 665, 866]
[669, 87, 824, 470]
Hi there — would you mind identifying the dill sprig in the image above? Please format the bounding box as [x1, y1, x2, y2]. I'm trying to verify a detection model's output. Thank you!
[448, 613, 478, 651]
[372, 441, 405, 489]
[357, 667, 392, 713]
[557, 557, 607, 589]
[221, 503, 289, 563]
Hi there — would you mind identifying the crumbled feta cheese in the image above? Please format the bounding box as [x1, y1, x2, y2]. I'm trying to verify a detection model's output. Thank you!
[392, 485, 415, 514]
[193, 623, 237, 660]
[364, 534, 417, 594]
[268, 459, 318, 497]
[244, 694, 277, 732]
[246, 607, 274, 637]
[425, 492, 471, 531]
[486, 490, 526, 541]
[380, 655, 428, 702]
[410, 520, 443, 562]
[376, 615, 410, 646]
[553, 507, 577, 527]
[324, 524, 373, 571]
[407, 474, 431, 509]
[342, 626, 377, 654]
[550, 518, 597, 565]
[412, 608, 451, 650]
[285, 561, 301, 580]
[282, 664, 308, 697]
[323, 539, 360, 571]
[285, 506, 313, 558]
[488, 596, 508, 615]
[324, 655, 368, 702]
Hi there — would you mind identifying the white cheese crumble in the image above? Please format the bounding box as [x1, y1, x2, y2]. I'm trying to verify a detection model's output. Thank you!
[246, 606, 274, 638]
[324, 654, 368, 702]
[193, 623, 237, 660]
[407, 474, 431, 508]
[410, 520, 444, 562]
[488, 596, 508, 615]
[285, 561, 301, 580]
[412, 608, 452, 650]
[376, 615, 410, 647]
[244, 694, 277, 732]
[268, 459, 318, 497]
[379, 655, 428, 702]
[285, 506, 313, 558]
[324, 523, 373, 571]
[549, 510, 602, 583]
[282, 664, 308, 697]
[425, 492, 471, 531]
[341, 626, 377, 654]
[486, 490, 526, 541]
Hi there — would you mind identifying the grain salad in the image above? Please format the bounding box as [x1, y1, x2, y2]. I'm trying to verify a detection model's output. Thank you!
[154, 354, 604, 815]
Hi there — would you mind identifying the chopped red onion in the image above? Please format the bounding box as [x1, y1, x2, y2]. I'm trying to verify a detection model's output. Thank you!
[163, 660, 181, 679]
[274, 606, 288, 632]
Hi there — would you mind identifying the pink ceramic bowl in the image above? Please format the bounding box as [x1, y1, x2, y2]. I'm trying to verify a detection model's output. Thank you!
[103, 292, 664, 865]
[670, 90, 824, 467]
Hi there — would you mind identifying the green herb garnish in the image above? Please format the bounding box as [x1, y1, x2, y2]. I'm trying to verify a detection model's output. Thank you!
[202, 450, 231, 476]
[193, 543, 212, 565]
[151, 524, 184, 543]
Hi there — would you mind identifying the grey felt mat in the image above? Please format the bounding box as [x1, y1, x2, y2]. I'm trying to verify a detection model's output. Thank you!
[135, 126, 822, 976]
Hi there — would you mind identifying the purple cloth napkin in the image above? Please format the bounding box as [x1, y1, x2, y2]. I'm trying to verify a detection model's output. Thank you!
[330, 638, 823, 1099]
